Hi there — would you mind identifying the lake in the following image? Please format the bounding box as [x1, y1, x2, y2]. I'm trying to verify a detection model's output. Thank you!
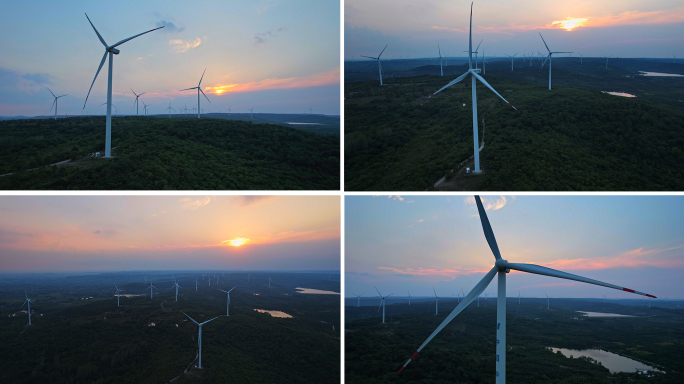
[601, 91, 636, 98]
[295, 287, 339, 295]
[550, 347, 662, 373]
[578, 311, 636, 318]
[286, 122, 322, 125]
[254, 309, 293, 318]
[639, 71, 684, 77]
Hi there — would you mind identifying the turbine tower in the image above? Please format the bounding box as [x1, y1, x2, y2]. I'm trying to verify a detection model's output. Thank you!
[146, 281, 158, 299]
[430, 287, 439, 315]
[217, 285, 237, 316]
[427, 3, 520, 174]
[505, 53, 518, 71]
[539, 33, 573, 90]
[361, 44, 388, 85]
[546, 293, 550, 309]
[518, 291, 521, 304]
[353, 293, 363, 307]
[604, 56, 611, 69]
[83, 14, 164, 158]
[247, 107, 255, 120]
[164, 103, 175, 118]
[397, 195, 656, 383]
[172, 280, 181, 302]
[268, 276, 272, 287]
[195, 278, 199, 291]
[114, 284, 124, 306]
[408, 291, 411, 305]
[375, 286, 393, 324]
[183, 312, 219, 369]
[180, 69, 210, 118]
[438, 44, 444, 76]
[47, 88, 68, 120]
[579, 53, 584, 64]
[130, 89, 146, 115]
[20, 290, 35, 325]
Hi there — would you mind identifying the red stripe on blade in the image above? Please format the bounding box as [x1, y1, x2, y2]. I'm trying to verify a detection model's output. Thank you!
[411, 351, 419, 359]
[398, 366, 405, 374]
[623, 288, 635, 293]
[647, 294, 657, 298]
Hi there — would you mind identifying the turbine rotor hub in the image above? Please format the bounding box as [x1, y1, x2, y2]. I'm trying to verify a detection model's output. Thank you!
[108, 47, 120, 54]
[495, 258, 508, 271]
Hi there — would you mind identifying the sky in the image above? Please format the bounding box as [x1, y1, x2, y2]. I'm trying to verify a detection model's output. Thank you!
[345, 0, 684, 60]
[0, 0, 340, 116]
[346, 195, 684, 300]
[0, 195, 340, 272]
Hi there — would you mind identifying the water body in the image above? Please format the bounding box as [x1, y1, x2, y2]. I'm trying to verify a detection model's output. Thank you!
[286, 122, 322, 125]
[579, 311, 636, 318]
[601, 91, 636, 98]
[254, 309, 293, 318]
[639, 71, 684, 77]
[550, 347, 662, 373]
[295, 287, 339, 295]
[118, 294, 145, 297]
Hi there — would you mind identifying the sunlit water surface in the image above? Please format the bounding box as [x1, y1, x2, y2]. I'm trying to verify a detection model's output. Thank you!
[295, 287, 339, 294]
[550, 347, 662, 373]
[254, 309, 293, 318]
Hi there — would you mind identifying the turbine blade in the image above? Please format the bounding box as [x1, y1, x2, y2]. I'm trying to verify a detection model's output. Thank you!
[473, 72, 521, 113]
[199, 68, 206, 86]
[85, 14, 108, 47]
[475, 39, 483, 52]
[438, 44, 441, 58]
[539, 33, 551, 53]
[474, 195, 503, 260]
[218, 289, 228, 293]
[374, 286, 382, 297]
[47, 87, 56, 98]
[111, 25, 165, 48]
[200, 88, 211, 103]
[359, 55, 377, 59]
[50, 99, 56, 112]
[200, 316, 220, 325]
[398, 266, 498, 373]
[430, 71, 469, 97]
[229, 285, 237, 292]
[57, 94, 68, 98]
[502, 261, 656, 298]
[180, 87, 198, 92]
[468, 2, 473, 69]
[139, 92, 147, 96]
[84, 51, 108, 109]
[378, 44, 388, 58]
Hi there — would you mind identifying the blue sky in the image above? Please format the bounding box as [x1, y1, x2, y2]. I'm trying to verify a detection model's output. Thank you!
[0, 0, 340, 116]
[345, 0, 684, 60]
[346, 195, 684, 300]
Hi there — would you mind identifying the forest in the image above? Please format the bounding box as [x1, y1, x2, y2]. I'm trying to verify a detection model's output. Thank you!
[0, 272, 340, 383]
[0, 116, 339, 190]
[345, 298, 684, 383]
[344, 58, 684, 191]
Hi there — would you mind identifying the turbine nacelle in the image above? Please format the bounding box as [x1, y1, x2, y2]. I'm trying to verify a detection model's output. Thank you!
[108, 47, 120, 55]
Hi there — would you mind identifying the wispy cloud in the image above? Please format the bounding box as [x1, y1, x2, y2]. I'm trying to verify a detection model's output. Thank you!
[156, 20, 185, 33]
[204, 68, 339, 95]
[378, 266, 489, 278]
[431, 26, 466, 33]
[169, 38, 202, 53]
[179, 197, 211, 210]
[540, 245, 684, 271]
[464, 196, 509, 211]
[253, 27, 286, 45]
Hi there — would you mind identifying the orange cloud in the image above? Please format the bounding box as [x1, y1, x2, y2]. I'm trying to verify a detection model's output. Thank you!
[379, 266, 490, 278]
[431, 26, 466, 33]
[464, 196, 509, 211]
[204, 68, 339, 95]
[474, 7, 684, 34]
[536, 245, 684, 271]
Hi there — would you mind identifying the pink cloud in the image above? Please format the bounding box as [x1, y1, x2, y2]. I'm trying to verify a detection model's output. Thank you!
[378, 266, 490, 278]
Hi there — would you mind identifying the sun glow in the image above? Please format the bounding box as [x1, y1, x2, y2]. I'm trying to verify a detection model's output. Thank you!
[552, 18, 588, 31]
[223, 238, 249, 247]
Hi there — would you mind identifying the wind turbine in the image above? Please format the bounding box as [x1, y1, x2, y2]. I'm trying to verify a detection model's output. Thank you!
[309, 105, 314, 114]
[604, 56, 611, 69]
[164, 103, 175, 118]
[247, 107, 255, 120]
[482, 48, 488, 74]
[602, 294, 607, 304]
[518, 291, 521, 304]
[397, 195, 656, 383]
[430, 287, 439, 315]
[546, 293, 550, 309]
[83, 14, 164, 158]
[146, 281, 158, 299]
[195, 279, 199, 291]
[20, 290, 35, 325]
[227, 106, 232, 117]
[141, 100, 149, 116]
[408, 291, 411, 305]
[361, 44, 388, 85]
[353, 293, 363, 307]
[114, 284, 124, 306]
[438, 44, 444, 76]
[579, 53, 584, 64]
[180, 69, 210, 118]
[505, 53, 518, 71]
[465, 39, 483, 70]
[217, 285, 237, 316]
[130, 89, 146, 115]
[47, 88, 68, 120]
[375, 286, 393, 324]
[539, 33, 573, 90]
[268, 276, 272, 287]
[183, 312, 219, 369]
[172, 280, 181, 302]
[673, 54, 677, 64]
[427, 3, 520, 175]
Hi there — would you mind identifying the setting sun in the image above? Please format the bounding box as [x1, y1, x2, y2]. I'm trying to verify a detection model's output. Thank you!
[552, 17, 589, 31]
[223, 238, 249, 247]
